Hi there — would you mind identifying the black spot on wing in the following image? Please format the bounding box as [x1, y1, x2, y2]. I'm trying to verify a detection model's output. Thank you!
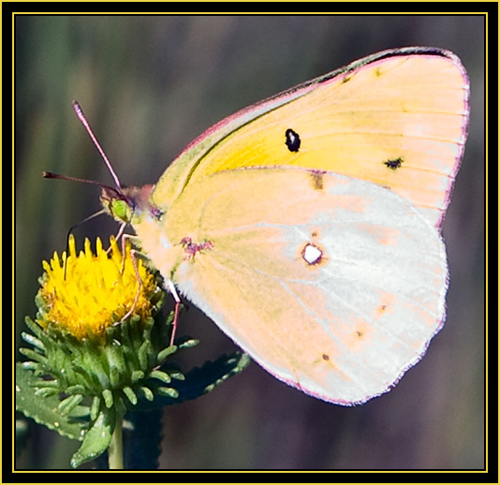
[384, 157, 403, 170]
[285, 128, 301, 152]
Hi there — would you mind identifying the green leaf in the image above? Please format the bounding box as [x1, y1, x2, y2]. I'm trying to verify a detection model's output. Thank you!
[133, 351, 251, 410]
[15, 363, 88, 441]
[70, 409, 115, 468]
[172, 351, 251, 403]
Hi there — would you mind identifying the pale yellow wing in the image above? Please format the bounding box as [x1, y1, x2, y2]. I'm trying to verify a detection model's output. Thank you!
[136, 167, 447, 404]
[153, 48, 469, 227]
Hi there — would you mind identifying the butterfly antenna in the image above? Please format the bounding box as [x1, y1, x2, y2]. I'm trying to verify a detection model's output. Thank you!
[42, 171, 117, 191]
[72, 100, 122, 190]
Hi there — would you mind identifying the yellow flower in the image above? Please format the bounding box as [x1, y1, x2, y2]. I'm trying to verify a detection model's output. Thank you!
[37, 236, 159, 341]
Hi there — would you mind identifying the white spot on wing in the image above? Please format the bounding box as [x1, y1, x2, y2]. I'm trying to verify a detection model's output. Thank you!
[303, 244, 322, 265]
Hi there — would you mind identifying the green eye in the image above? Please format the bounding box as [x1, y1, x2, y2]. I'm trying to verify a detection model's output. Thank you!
[111, 199, 130, 222]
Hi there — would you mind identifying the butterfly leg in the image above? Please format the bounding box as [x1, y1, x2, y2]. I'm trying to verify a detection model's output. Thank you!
[114, 234, 143, 325]
[106, 221, 127, 255]
[166, 279, 182, 346]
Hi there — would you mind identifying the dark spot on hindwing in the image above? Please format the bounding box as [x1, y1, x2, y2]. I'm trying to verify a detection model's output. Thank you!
[308, 170, 326, 190]
[285, 128, 301, 152]
[384, 157, 403, 170]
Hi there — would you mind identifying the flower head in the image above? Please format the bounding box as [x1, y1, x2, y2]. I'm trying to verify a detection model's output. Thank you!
[21, 235, 183, 414]
[37, 236, 159, 341]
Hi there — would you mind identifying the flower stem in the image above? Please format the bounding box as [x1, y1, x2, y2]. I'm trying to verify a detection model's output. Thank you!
[108, 413, 123, 469]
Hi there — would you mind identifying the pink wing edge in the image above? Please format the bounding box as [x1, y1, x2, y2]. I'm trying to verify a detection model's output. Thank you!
[256, 305, 448, 406]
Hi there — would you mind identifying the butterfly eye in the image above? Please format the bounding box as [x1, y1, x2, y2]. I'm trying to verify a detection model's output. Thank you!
[110, 199, 132, 223]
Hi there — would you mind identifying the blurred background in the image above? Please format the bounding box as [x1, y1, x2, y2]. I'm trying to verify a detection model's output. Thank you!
[15, 15, 484, 470]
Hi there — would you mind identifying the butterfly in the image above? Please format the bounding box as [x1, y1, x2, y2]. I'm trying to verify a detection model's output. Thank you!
[69, 47, 470, 405]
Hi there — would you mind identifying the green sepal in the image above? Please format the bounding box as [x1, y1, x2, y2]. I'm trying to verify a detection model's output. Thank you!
[65, 384, 87, 395]
[123, 386, 138, 405]
[177, 338, 199, 349]
[18, 347, 48, 365]
[156, 345, 177, 363]
[149, 369, 171, 384]
[102, 389, 114, 408]
[33, 379, 60, 388]
[156, 387, 179, 398]
[167, 369, 185, 381]
[90, 396, 100, 421]
[58, 394, 84, 416]
[140, 386, 154, 401]
[21, 332, 45, 351]
[19, 361, 40, 371]
[131, 370, 144, 384]
[34, 387, 59, 398]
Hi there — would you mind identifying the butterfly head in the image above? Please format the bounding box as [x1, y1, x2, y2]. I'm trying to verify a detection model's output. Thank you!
[100, 184, 158, 225]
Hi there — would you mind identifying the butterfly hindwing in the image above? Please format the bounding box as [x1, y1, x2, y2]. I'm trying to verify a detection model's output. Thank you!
[146, 167, 448, 404]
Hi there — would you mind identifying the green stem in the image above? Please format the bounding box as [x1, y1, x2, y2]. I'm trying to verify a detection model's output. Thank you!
[108, 413, 123, 469]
